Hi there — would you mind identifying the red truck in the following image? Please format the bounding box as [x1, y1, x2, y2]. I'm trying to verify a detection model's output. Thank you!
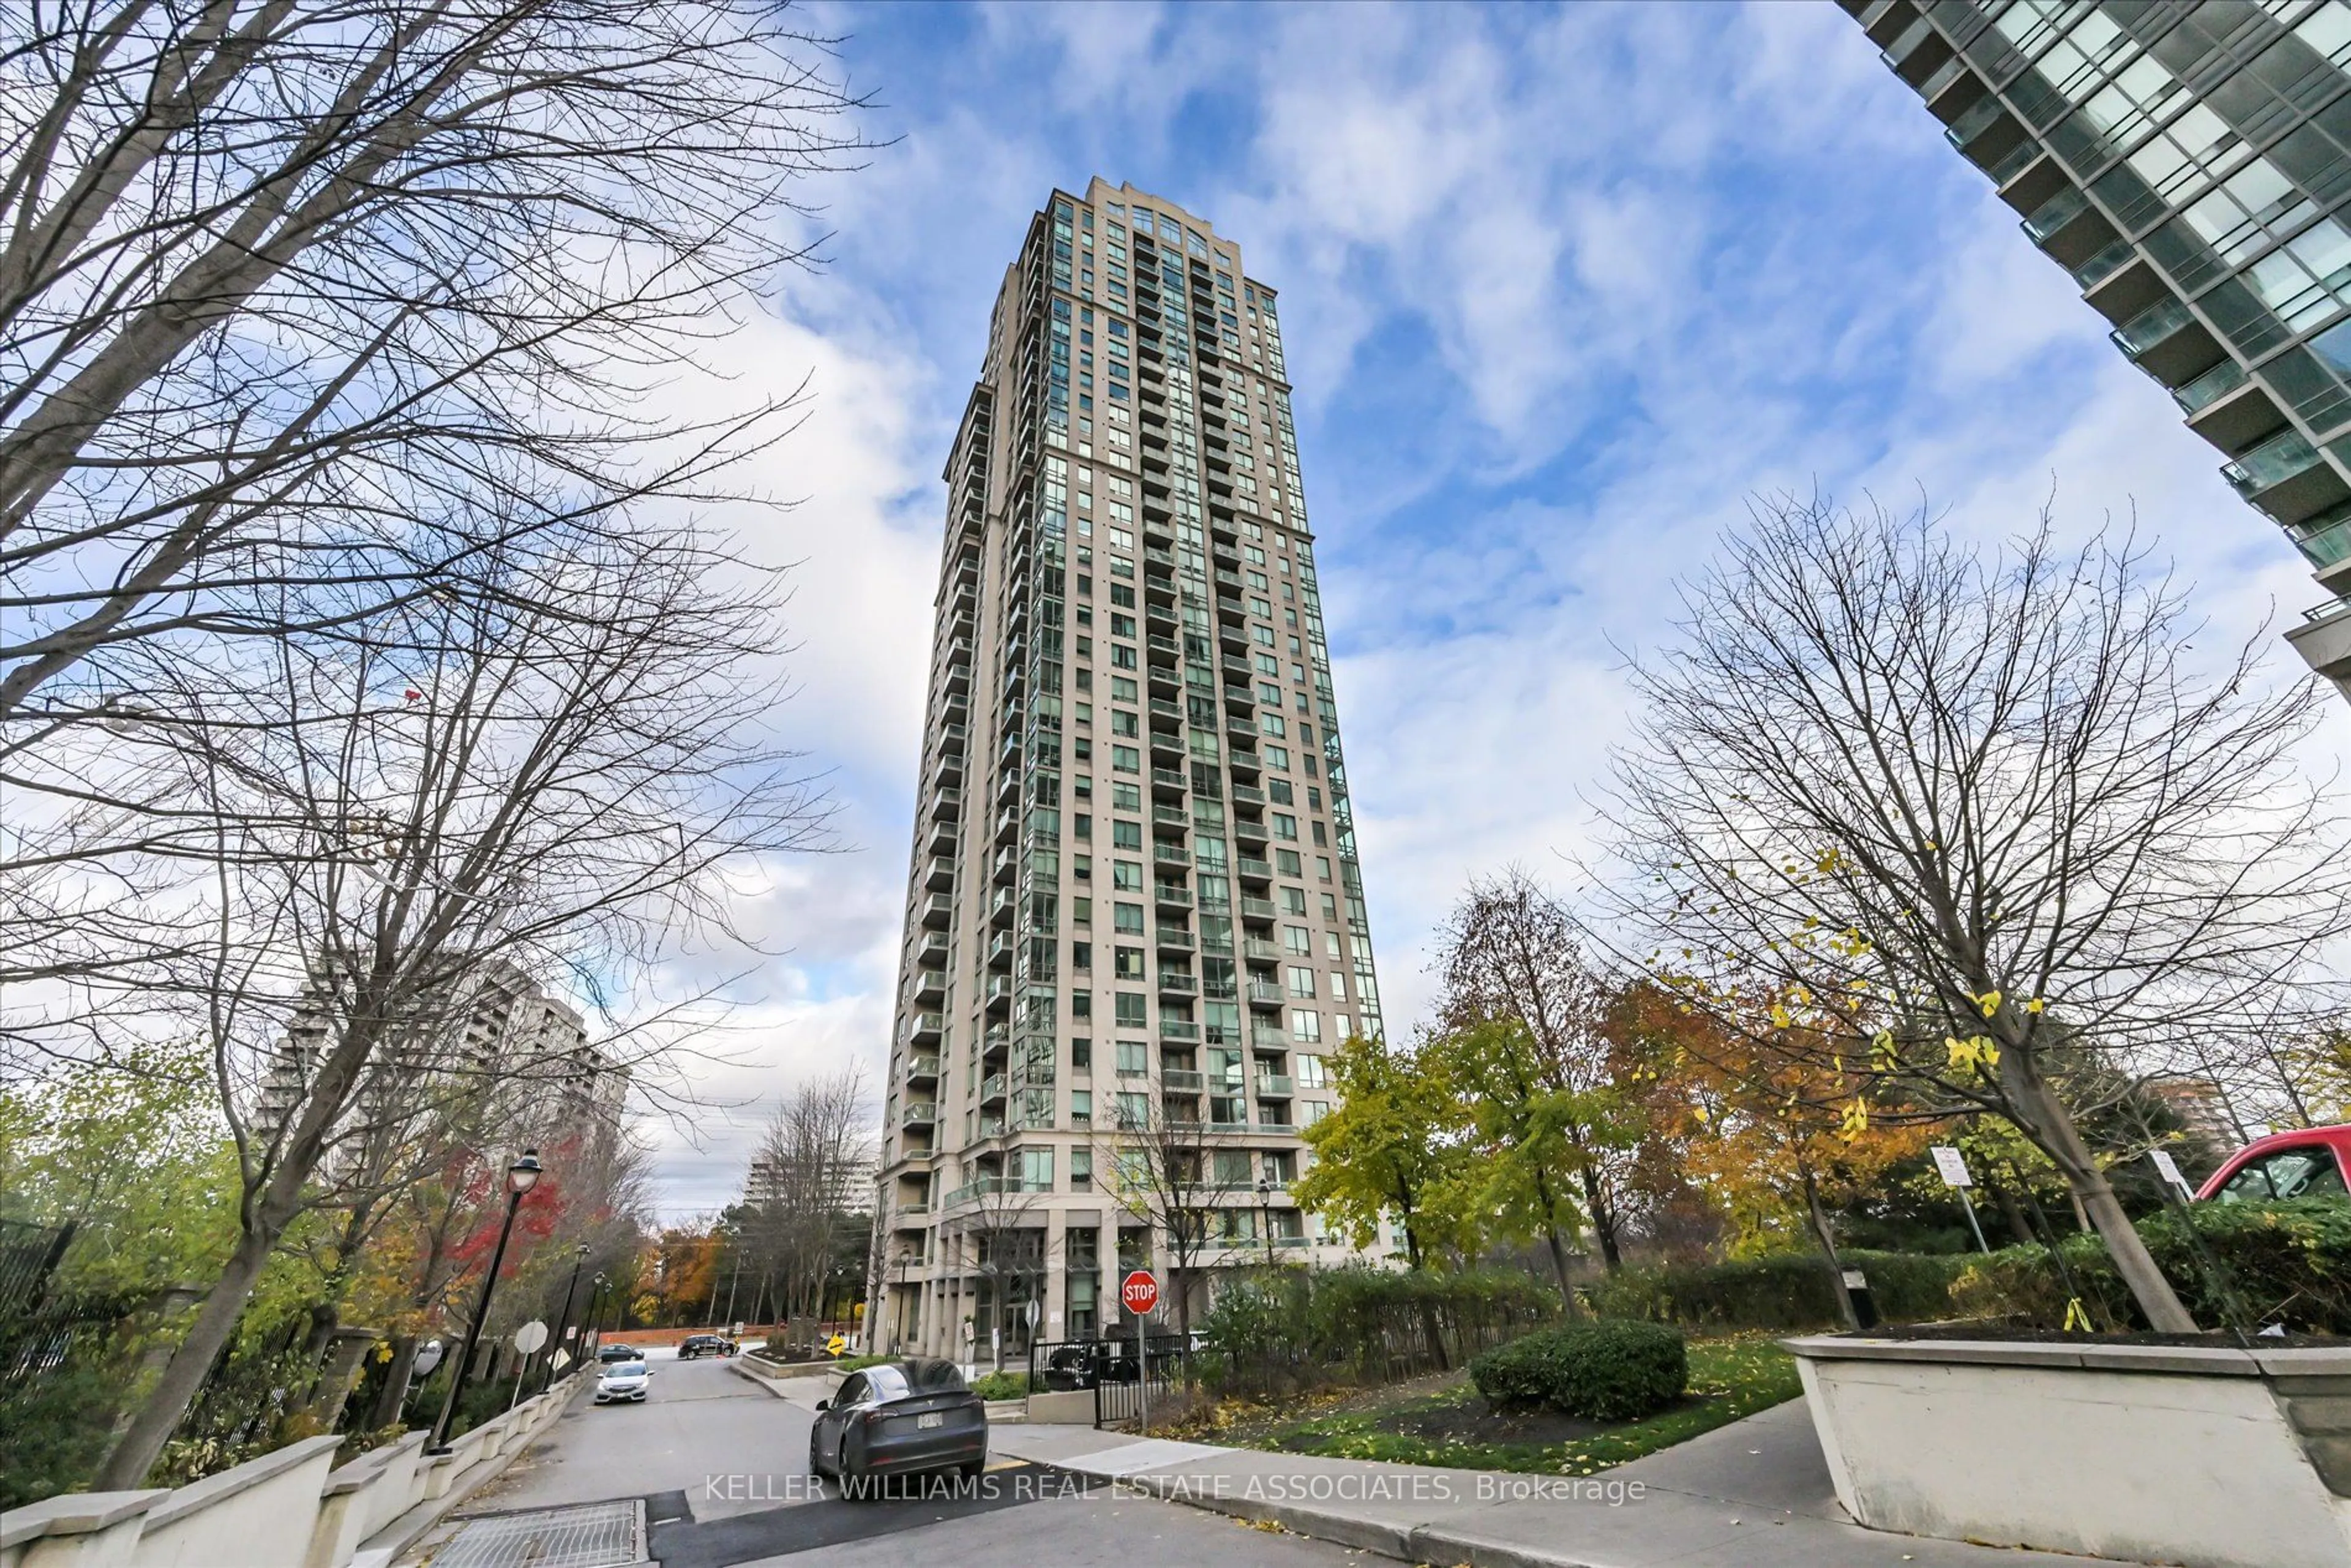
[2195, 1123, 2351, 1202]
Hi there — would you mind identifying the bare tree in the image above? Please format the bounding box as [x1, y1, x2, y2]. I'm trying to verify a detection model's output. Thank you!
[0, 0, 865, 719]
[1436, 869, 1640, 1273]
[1097, 1098, 1220, 1343]
[1603, 495, 2351, 1333]
[948, 1172, 1046, 1371]
[81, 535, 824, 1486]
[741, 1070, 871, 1334]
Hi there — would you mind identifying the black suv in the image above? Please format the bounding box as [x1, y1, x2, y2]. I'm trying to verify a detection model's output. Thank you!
[677, 1334, 737, 1359]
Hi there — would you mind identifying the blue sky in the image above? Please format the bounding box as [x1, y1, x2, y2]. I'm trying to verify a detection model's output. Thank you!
[636, 1, 2347, 1217]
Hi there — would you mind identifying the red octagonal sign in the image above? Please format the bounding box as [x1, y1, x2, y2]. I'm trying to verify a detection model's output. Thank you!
[1120, 1269, 1160, 1316]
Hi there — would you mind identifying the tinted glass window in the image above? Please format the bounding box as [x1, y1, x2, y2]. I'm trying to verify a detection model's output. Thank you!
[863, 1367, 910, 1402]
[836, 1374, 867, 1405]
[2218, 1147, 2347, 1202]
[904, 1359, 969, 1393]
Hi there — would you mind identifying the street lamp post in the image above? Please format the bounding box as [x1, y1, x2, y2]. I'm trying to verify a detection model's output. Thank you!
[541, 1243, 591, 1397]
[427, 1149, 543, 1452]
[1256, 1176, 1275, 1268]
[585, 1274, 608, 1357]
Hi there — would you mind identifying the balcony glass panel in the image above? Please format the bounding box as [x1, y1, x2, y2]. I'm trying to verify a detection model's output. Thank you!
[2290, 506, 2351, 569]
[2222, 429, 2322, 498]
[2021, 186, 2089, 243]
[2071, 238, 2135, 291]
[2172, 357, 2246, 415]
[2109, 296, 2194, 358]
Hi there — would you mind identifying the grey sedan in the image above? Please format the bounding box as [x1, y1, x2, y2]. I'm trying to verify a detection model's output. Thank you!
[807, 1359, 986, 1494]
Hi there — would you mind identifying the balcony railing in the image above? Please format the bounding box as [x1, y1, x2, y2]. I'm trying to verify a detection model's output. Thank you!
[2222, 429, 2322, 499]
[2290, 505, 2351, 570]
[2173, 358, 2247, 417]
[2110, 297, 2195, 360]
[900, 1103, 938, 1128]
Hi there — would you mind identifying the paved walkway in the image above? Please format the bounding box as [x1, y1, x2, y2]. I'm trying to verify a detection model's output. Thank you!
[991, 1399, 2155, 1568]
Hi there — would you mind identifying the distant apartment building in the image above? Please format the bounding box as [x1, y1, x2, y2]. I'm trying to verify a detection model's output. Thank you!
[1846, 0, 2351, 699]
[870, 180, 1388, 1357]
[744, 1150, 877, 1215]
[258, 959, 627, 1155]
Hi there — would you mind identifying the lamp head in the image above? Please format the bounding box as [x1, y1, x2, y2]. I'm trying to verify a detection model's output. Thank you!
[508, 1148, 543, 1193]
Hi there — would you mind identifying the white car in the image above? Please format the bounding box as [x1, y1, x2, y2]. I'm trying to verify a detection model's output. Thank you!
[594, 1358, 652, 1404]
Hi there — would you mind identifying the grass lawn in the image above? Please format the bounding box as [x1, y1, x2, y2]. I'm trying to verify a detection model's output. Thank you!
[1168, 1336, 1802, 1477]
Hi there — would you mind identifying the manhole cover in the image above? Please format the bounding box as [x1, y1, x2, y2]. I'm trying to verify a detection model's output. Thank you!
[433, 1500, 645, 1568]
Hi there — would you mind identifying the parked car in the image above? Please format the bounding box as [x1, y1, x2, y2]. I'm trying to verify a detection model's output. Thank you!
[2197, 1124, 2351, 1202]
[595, 1358, 653, 1404]
[597, 1343, 643, 1365]
[678, 1334, 737, 1360]
[806, 1358, 986, 1493]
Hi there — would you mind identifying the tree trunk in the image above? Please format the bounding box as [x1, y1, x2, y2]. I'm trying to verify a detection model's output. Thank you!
[1987, 1176, 2037, 1248]
[94, 1224, 276, 1487]
[1531, 1168, 1582, 1316]
[1392, 1191, 1449, 1370]
[368, 1334, 419, 1431]
[1801, 1163, 1860, 1332]
[1576, 1164, 1622, 1271]
[2011, 1071, 2196, 1332]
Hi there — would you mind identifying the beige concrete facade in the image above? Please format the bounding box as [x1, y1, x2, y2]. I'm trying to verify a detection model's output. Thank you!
[868, 180, 1389, 1361]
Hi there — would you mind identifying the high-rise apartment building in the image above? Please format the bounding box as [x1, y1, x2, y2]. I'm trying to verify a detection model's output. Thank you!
[869, 181, 1386, 1359]
[1846, 0, 2351, 700]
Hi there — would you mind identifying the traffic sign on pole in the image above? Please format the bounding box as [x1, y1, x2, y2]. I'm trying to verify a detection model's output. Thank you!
[1120, 1270, 1159, 1436]
[1120, 1270, 1160, 1316]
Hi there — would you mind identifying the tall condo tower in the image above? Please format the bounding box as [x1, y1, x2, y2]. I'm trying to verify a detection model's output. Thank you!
[870, 181, 1386, 1359]
[1847, 0, 2351, 699]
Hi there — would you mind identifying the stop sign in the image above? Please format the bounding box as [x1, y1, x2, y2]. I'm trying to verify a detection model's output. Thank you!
[1120, 1269, 1160, 1316]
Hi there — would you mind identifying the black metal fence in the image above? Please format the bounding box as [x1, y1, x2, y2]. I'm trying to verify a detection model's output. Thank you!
[1026, 1334, 1191, 1428]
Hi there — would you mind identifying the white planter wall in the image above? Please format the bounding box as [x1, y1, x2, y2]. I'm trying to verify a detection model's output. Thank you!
[1786, 1337, 2351, 1568]
[0, 1373, 585, 1568]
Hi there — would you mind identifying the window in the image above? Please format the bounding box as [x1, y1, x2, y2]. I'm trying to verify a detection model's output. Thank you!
[1319, 891, 1338, 920]
[1212, 1149, 1253, 1186]
[1301, 1100, 1330, 1126]
[1111, 745, 1140, 773]
[1117, 1040, 1149, 1076]
[1072, 1037, 1092, 1071]
[1265, 744, 1289, 771]
[2215, 1147, 2346, 1202]
[1071, 941, 1092, 970]
[1111, 645, 1137, 670]
[1111, 676, 1139, 702]
[1269, 778, 1294, 805]
[1073, 992, 1092, 1019]
[1295, 1054, 1325, 1090]
[1111, 613, 1137, 639]
[1261, 713, 1286, 738]
[1109, 582, 1135, 609]
[1283, 924, 1311, 955]
[1112, 860, 1142, 891]
[1288, 966, 1316, 997]
[1116, 993, 1148, 1027]
[1112, 781, 1141, 811]
[1276, 849, 1302, 876]
[1282, 887, 1308, 915]
[1111, 708, 1139, 737]
[1115, 946, 1145, 980]
[1071, 1091, 1093, 1127]
[1327, 971, 1347, 1002]
[1291, 1008, 1321, 1043]
[1112, 819, 1142, 849]
[1071, 1145, 1093, 1187]
[1114, 902, 1144, 933]
[1074, 814, 1092, 840]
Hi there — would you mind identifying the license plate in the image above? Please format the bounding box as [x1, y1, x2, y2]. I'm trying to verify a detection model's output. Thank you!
[918, 1412, 943, 1429]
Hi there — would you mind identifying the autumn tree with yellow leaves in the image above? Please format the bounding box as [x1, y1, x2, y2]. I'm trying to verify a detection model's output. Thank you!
[1604, 497, 2351, 1333]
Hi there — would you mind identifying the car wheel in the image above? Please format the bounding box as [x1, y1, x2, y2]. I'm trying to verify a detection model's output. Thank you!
[835, 1437, 871, 1501]
[807, 1428, 827, 1478]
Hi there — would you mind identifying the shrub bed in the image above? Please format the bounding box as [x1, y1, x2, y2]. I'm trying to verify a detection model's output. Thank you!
[1468, 1320, 1687, 1421]
[1201, 1266, 1562, 1394]
[1581, 1249, 1973, 1331]
[969, 1370, 1028, 1401]
[1948, 1198, 2351, 1334]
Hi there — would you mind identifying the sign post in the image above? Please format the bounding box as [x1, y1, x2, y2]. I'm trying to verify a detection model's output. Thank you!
[1930, 1146, 1993, 1255]
[1120, 1269, 1159, 1435]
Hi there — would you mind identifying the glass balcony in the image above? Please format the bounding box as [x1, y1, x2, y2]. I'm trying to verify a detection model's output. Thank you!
[2173, 358, 2248, 416]
[2020, 186, 2089, 244]
[1944, 93, 2005, 151]
[2290, 505, 2351, 569]
[2071, 239, 2135, 293]
[2223, 429, 2323, 498]
[2110, 296, 2195, 359]
[1986, 140, 2039, 187]
[1918, 56, 1971, 102]
[1880, 17, 1933, 71]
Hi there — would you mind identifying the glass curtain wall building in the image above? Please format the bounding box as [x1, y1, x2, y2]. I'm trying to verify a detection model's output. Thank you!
[1846, 0, 2351, 699]
[868, 180, 1387, 1359]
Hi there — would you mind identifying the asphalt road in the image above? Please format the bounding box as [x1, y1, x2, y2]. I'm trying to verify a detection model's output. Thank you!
[463, 1351, 1367, 1567]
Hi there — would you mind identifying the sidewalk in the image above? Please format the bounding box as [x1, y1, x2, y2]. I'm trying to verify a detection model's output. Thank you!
[991, 1399, 2154, 1568]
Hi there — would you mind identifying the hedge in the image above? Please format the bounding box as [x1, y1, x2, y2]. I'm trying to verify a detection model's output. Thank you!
[1469, 1320, 1687, 1421]
[1200, 1266, 1562, 1392]
[1948, 1198, 2351, 1334]
[1580, 1249, 1973, 1331]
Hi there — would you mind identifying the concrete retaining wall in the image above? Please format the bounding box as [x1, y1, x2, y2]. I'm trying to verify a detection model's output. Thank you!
[1787, 1335, 2351, 1568]
[1, 1373, 587, 1568]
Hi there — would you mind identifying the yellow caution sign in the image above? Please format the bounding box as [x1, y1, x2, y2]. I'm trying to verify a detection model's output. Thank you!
[827, 1334, 847, 1357]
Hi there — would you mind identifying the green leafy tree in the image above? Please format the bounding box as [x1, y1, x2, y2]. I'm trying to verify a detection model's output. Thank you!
[1419, 1016, 1603, 1313]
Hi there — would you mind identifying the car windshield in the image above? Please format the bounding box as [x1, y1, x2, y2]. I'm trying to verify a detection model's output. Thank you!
[604, 1361, 646, 1376]
[862, 1360, 967, 1402]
